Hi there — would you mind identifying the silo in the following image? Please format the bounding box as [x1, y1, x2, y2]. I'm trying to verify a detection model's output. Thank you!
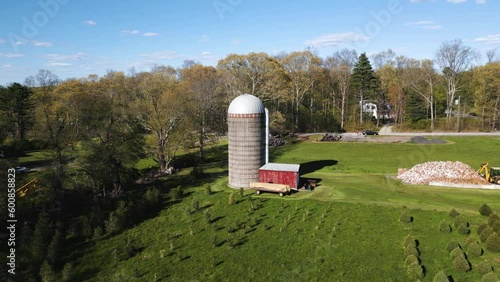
[227, 94, 267, 188]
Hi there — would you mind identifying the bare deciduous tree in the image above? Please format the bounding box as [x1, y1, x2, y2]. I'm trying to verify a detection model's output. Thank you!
[324, 49, 357, 130]
[435, 39, 478, 128]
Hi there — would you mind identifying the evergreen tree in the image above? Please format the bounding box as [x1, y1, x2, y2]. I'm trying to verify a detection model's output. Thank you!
[405, 90, 427, 123]
[351, 53, 380, 126]
[0, 82, 34, 140]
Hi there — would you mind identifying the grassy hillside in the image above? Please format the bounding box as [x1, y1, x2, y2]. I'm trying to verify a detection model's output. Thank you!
[67, 136, 500, 281]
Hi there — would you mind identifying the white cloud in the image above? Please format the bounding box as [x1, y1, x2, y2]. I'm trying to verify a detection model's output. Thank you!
[475, 0, 486, 3]
[44, 52, 85, 61]
[201, 51, 211, 56]
[3, 64, 12, 68]
[230, 38, 241, 45]
[84, 20, 96, 25]
[49, 62, 72, 67]
[15, 41, 28, 45]
[143, 32, 159, 37]
[406, 20, 442, 29]
[0, 38, 5, 44]
[447, 0, 466, 3]
[138, 51, 181, 60]
[200, 34, 210, 42]
[121, 29, 140, 35]
[0, 53, 24, 58]
[406, 20, 433, 25]
[422, 25, 442, 29]
[474, 34, 500, 44]
[305, 32, 370, 48]
[33, 41, 53, 47]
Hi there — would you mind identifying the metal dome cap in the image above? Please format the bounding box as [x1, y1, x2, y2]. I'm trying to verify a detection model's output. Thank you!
[228, 94, 265, 114]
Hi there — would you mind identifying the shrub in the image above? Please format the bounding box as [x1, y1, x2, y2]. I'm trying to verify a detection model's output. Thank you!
[488, 214, 500, 227]
[204, 211, 212, 224]
[407, 261, 424, 280]
[464, 236, 476, 248]
[446, 241, 460, 253]
[453, 215, 468, 228]
[405, 254, 419, 266]
[192, 199, 200, 212]
[39, 260, 56, 282]
[452, 255, 471, 272]
[450, 247, 465, 260]
[493, 221, 500, 233]
[400, 211, 413, 223]
[480, 204, 493, 216]
[405, 245, 420, 257]
[61, 262, 74, 282]
[478, 223, 489, 236]
[433, 270, 449, 282]
[467, 241, 483, 258]
[402, 234, 416, 248]
[480, 227, 494, 243]
[228, 193, 236, 205]
[482, 272, 500, 282]
[458, 223, 470, 235]
[204, 184, 212, 195]
[439, 220, 452, 232]
[476, 260, 493, 275]
[449, 208, 460, 218]
[485, 233, 500, 252]
[239, 187, 244, 197]
[170, 185, 183, 200]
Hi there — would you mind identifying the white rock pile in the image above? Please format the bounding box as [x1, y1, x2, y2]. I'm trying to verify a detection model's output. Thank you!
[397, 161, 487, 185]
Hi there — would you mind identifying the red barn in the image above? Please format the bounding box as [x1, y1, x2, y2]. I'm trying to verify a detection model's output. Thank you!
[258, 163, 300, 189]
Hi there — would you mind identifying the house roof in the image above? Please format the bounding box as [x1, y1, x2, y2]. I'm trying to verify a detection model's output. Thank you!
[259, 163, 300, 172]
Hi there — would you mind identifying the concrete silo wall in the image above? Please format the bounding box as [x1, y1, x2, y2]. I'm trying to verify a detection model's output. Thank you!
[228, 113, 266, 188]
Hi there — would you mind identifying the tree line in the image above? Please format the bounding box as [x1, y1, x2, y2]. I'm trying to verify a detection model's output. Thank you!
[0, 38, 499, 281]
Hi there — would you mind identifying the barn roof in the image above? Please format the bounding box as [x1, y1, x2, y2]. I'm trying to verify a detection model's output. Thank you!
[259, 163, 300, 172]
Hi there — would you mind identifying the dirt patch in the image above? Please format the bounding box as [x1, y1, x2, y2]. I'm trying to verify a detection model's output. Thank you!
[410, 136, 447, 144]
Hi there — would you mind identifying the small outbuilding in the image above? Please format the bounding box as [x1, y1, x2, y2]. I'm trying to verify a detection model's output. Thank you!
[258, 163, 300, 189]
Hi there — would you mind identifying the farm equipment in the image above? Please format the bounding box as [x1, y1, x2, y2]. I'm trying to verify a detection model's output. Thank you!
[249, 182, 291, 197]
[477, 163, 500, 185]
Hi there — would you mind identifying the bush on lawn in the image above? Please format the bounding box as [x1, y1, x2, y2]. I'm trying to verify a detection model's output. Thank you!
[446, 241, 460, 253]
[458, 223, 470, 235]
[480, 228, 494, 243]
[453, 215, 468, 228]
[405, 245, 420, 258]
[488, 214, 500, 227]
[485, 233, 500, 253]
[452, 255, 471, 272]
[481, 272, 500, 282]
[450, 247, 465, 260]
[407, 261, 424, 280]
[405, 254, 419, 266]
[480, 204, 493, 216]
[492, 221, 500, 233]
[478, 223, 489, 236]
[400, 211, 413, 223]
[475, 260, 493, 275]
[402, 234, 416, 248]
[433, 270, 449, 282]
[464, 236, 476, 248]
[468, 241, 483, 257]
[449, 208, 460, 218]
[439, 220, 452, 232]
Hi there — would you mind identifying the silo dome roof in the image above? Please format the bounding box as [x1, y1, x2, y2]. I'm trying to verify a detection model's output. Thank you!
[228, 94, 265, 114]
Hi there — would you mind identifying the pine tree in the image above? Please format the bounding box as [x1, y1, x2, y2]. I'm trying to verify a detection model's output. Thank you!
[351, 53, 380, 126]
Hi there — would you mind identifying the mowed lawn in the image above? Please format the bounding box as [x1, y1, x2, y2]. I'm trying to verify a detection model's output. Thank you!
[72, 136, 500, 281]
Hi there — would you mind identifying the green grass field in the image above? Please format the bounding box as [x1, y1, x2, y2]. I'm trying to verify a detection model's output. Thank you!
[68, 136, 500, 281]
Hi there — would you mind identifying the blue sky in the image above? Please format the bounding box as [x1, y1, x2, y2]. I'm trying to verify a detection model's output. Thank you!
[0, 0, 499, 85]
